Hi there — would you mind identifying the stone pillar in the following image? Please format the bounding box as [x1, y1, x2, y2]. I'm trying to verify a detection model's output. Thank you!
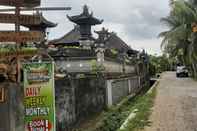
[138, 76, 141, 90]
[95, 47, 105, 64]
[106, 80, 113, 107]
[128, 79, 131, 94]
[79, 40, 93, 49]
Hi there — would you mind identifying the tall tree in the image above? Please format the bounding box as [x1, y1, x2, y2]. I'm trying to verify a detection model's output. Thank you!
[159, 0, 197, 78]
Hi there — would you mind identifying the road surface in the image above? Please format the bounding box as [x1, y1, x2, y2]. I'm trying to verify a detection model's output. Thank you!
[144, 72, 197, 131]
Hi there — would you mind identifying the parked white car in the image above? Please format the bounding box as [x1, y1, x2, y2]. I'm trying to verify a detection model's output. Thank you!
[176, 66, 189, 77]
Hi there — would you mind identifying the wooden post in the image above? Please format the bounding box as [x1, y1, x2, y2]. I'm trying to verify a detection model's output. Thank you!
[0, 1, 71, 82]
[15, 1, 21, 83]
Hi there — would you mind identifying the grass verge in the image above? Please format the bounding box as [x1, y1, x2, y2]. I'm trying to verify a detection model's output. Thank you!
[119, 87, 156, 131]
[75, 84, 157, 131]
[93, 86, 157, 131]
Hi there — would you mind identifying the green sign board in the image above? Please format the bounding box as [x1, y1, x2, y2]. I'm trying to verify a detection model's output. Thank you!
[23, 62, 55, 131]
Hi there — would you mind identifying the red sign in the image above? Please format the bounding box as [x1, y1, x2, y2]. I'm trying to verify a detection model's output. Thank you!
[25, 86, 41, 97]
[27, 119, 52, 131]
[0, 0, 40, 7]
[0, 31, 44, 42]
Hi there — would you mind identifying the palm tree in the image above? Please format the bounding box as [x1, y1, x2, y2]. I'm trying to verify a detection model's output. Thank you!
[159, 0, 197, 78]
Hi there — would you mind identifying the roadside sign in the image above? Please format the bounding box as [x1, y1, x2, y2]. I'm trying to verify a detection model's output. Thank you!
[0, 31, 44, 42]
[23, 62, 56, 131]
[0, 0, 40, 7]
[0, 13, 40, 25]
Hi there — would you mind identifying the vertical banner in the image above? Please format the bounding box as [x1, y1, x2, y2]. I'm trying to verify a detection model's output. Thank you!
[23, 62, 55, 131]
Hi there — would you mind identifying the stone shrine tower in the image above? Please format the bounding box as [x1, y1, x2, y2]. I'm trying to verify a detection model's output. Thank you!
[67, 5, 103, 48]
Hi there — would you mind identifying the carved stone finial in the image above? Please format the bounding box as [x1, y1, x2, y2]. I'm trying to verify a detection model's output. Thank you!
[83, 5, 89, 15]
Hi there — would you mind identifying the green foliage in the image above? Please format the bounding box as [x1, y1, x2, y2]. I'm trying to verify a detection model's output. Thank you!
[125, 58, 131, 64]
[95, 101, 132, 131]
[90, 60, 105, 74]
[120, 87, 156, 131]
[76, 74, 86, 79]
[149, 55, 173, 76]
[64, 46, 80, 49]
[93, 86, 156, 131]
[63, 46, 90, 50]
[110, 48, 118, 55]
[99, 110, 128, 131]
[159, 0, 197, 79]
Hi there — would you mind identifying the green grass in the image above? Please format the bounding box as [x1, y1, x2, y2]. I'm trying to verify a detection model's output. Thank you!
[93, 86, 156, 131]
[75, 84, 157, 131]
[119, 87, 156, 131]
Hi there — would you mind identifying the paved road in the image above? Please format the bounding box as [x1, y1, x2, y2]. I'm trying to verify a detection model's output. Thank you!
[144, 72, 197, 131]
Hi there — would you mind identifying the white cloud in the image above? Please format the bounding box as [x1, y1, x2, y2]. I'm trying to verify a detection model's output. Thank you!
[0, 0, 170, 55]
[130, 39, 162, 55]
[44, 0, 170, 55]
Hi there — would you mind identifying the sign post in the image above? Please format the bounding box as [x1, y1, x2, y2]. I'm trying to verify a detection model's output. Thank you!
[0, 0, 71, 82]
[0, 13, 41, 25]
[23, 62, 55, 131]
[0, 0, 40, 7]
[0, 31, 44, 42]
[15, 1, 21, 83]
[0, 1, 71, 130]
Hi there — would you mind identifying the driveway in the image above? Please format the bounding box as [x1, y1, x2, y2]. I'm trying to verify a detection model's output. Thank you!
[144, 72, 197, 131]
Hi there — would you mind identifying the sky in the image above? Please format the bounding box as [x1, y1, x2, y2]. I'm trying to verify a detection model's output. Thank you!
[0, 0, 170, 55]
